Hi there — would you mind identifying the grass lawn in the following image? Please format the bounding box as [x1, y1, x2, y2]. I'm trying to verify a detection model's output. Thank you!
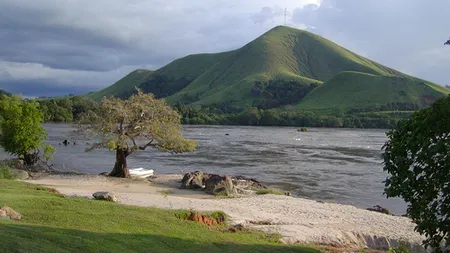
[0, 179, 320, 253]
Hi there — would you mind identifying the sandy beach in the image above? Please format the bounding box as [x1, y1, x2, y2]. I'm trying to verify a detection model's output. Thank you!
[24, 173, 426, 252]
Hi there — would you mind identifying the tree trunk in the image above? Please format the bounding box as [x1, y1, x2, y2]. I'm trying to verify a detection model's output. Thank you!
[109, 148, 130, 178]
[23, 152, 39, 166]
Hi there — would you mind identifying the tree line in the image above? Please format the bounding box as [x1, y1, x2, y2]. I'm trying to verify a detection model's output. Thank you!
[25, 95, 406, 129]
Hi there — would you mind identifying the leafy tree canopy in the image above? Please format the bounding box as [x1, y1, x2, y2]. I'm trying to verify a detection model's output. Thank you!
[0, 95, 52, 165]
[78, 88, 196, 177]
[382, 95, 450, 251]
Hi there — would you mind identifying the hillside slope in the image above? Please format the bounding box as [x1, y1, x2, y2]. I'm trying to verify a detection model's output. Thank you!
[296, 72, 446, 110]
[90, 26, 449, 111]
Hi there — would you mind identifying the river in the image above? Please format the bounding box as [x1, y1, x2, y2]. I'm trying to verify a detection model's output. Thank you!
[0, 123, 407, 214]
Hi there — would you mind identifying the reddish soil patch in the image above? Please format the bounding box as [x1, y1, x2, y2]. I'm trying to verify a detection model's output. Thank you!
[188, 212, 218, 226]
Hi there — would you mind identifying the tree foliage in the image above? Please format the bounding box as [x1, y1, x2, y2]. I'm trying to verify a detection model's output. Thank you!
[382, 95, 450, 252]
[37, 95, 98, 123]
[0, 95, 53, 165]
[77, 88, 196, 178]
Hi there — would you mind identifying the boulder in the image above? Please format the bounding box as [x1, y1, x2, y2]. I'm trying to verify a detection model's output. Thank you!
[98, 172, 109, 176]
[367, 205, 392, 215]
[180, 171, 267, 195]
[1, 206, 21, 220]
[10, 169, 30, 180]
[205, 175, 237, 196]
[180, 171, 208, 190]
[232, 175, 267, 191]
[0, 209, 8, 220]
[92, 192, 117, 202]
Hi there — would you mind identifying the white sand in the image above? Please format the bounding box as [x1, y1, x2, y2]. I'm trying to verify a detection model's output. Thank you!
[24, 174, 426, 252]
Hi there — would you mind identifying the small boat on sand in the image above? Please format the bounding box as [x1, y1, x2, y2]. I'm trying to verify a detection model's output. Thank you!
[129, 168, 154, 179]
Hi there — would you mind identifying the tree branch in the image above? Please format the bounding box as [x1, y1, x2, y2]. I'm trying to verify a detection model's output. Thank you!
[139, 139, 156, 150]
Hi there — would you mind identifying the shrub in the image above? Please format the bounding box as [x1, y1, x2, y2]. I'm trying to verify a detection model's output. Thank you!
[0, 164, 16, 179]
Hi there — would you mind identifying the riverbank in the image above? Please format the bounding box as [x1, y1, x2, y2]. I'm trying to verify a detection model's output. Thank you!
[23, 173, 425, 252]
[1, 179, 319, 253]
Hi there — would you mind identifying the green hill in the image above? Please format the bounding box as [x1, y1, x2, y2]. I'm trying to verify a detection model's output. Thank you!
[89, 26, 450, 112]
[296, 71, 446, 110]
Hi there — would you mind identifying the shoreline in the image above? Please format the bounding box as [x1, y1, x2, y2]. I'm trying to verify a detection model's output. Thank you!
[23, 173, 426, 252]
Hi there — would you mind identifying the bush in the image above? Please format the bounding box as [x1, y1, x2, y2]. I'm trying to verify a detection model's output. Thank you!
[0, 165, 16, 179]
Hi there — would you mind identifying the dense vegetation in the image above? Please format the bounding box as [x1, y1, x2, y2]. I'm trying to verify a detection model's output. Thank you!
[36, 95, 98, 123]
[28, 93, 410, 129]
[382, 95, 450, 252]
[88, 26, 449, 113]
[0, 180, 319, 253]
[251, 80, 320, 109]
[173, 104, 405, 129]
[0, 95, 54, 165]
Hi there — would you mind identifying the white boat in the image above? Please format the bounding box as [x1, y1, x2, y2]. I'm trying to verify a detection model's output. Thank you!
[129, 168, 154, 179]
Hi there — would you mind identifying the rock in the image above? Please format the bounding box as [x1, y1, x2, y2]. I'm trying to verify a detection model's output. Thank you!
[205, 175, 237, 196]
[284, 191, 292, 197]
[229, 227, 238, 233]
[232, 175, 267, 191]
[367, 205, 392, 215]
[278, 238, 287, 244]
[0, 209, 9, 220]
[10, 169, 29, 180]
[180, 171, 207, 190]
[92, 192, 117, 202]
[232, 223, 245, 231]
[179, 171, 267, 195]
[1, 206, 22, 220]
[99, 172, 109, 176]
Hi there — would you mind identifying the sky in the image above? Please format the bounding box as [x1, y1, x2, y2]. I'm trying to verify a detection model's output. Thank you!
[1, 0, 450, 97]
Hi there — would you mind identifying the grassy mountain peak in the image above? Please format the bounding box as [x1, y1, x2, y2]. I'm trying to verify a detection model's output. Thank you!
[89, 25, 449, 111]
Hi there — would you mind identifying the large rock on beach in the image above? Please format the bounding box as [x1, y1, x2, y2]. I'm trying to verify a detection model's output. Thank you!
[93, 192, 117, 202]
[180, 171, 207, 189]
[205, 175, 237, 196]
[180, 171, 267, 195]
[232, 175, 267, 191]
[366, 205, 392, 215]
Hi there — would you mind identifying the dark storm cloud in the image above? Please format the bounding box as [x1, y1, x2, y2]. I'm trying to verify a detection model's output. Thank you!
[0, 0, 317, 96]
[0, 80, 95, 97]
[292, 0, 450, 85]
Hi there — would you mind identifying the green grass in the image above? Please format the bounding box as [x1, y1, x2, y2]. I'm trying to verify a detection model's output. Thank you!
[296, 71, 449, 110]
[255, 189, 285, 196]
[0, 180, 320, 253]
[88, 69, 154, 100]
[88, 25, 449, 113]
